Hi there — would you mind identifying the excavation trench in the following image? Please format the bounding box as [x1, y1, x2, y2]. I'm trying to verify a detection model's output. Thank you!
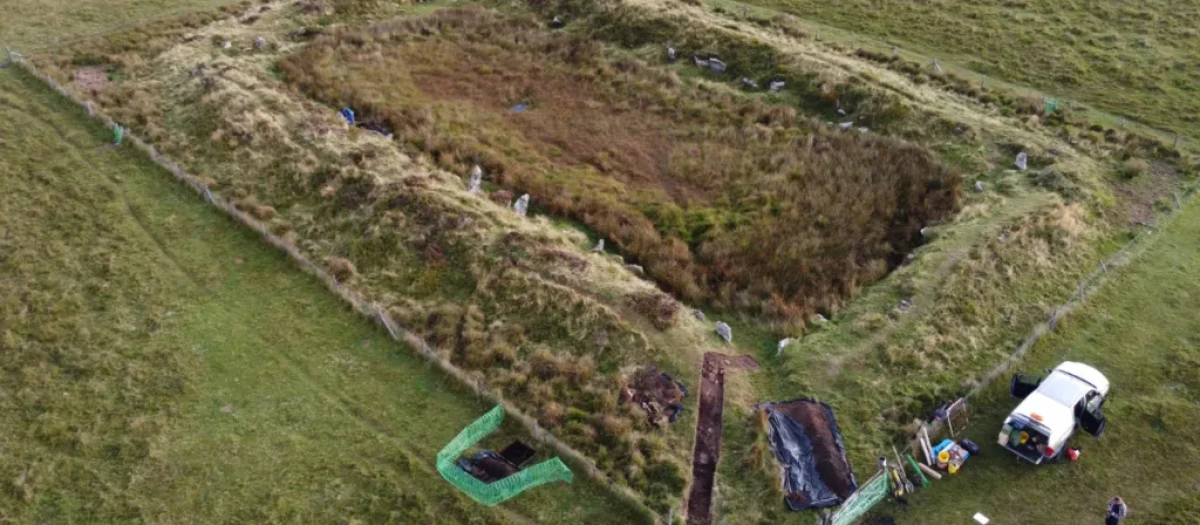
[686, 353, 759, 525]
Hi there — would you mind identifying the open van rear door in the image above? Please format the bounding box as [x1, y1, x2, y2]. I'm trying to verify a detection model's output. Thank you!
[1080, 408, 1106, 437]
[1010, 373, 1041, 399]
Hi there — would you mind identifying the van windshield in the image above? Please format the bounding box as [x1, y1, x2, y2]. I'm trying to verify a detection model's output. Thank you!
[1038, 371, 1091, 407]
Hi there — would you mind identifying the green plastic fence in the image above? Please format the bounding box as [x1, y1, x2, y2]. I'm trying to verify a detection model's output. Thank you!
[823, 470, 890, 525]
[437, 405, 574, 506]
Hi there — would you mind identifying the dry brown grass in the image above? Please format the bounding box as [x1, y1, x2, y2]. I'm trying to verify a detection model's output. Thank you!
[279, 7, 961, 325]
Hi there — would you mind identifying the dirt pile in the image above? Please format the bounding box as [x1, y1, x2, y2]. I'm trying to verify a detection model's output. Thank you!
[621, 366, 686, 427]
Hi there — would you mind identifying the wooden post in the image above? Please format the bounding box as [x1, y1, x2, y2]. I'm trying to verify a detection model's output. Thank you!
[917, 462, 943, 480]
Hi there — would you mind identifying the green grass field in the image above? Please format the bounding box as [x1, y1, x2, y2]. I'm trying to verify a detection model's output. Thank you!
[735, 0, 1200, 138]
[889, 201, 1200, 524]
[0, 65, 646, 524]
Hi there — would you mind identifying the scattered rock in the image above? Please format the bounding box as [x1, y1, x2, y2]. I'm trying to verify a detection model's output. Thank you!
[810, 314, 828, 324]
[1015, 151, 1029, 171]
[513, 194, 530, 217]
[708, 58, 727, 72]
[220, 404, 234, 414]
[975, 180, 985, 193]
[694, 310, 706, 321]
[777, 338, 794, 355]
[627, 264, 645, 275]
[222, 41, 232, 49]
[254, 36, 267, 50]
[667, 46, 677, 62]
[592, 239, 605, 252]
[769, 80, 786, 92]
[839, 121, 854, 130]
[897, 299, 914, 313]
[742, 77, 759, 89]
[467, 165, 483, 193]
[715, 322, 733, 343]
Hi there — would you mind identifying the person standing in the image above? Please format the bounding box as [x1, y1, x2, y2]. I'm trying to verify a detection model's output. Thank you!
[1106, 496, 1128, 525]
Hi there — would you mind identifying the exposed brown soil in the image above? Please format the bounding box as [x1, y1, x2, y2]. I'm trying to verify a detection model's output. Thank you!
[686, 353, 758, 525]
[621, 366, 685, 426]
[73, 67, 108, 95]
[397, 40, 706, 205]
[773, 399, 855, 504]
[281, 8, 961, 324]
[1110, 161, 1181, 225]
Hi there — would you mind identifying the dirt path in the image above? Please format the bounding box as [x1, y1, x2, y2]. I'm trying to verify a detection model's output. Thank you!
[686, 352, 759, 525]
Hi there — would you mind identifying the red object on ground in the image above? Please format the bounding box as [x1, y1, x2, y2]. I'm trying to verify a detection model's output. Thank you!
[1067, 448, 1081, 461]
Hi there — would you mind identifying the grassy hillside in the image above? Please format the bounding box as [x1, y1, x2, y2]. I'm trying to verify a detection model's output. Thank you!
[889, 198, 1200, 524]
[0, 65, 647, 524]
[0, 0, 246, 51]
[738, 0, 1200, 137]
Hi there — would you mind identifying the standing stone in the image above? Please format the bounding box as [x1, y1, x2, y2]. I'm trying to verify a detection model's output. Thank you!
[667, 46, 677, 62]
[1015, 151, 1029, 171]
[513, 194, 530, 217]
[592, 239, 605, 252]
[715, 322, 733, 343]
[468, 165, 483, 193]
[776, 338, 794, 356]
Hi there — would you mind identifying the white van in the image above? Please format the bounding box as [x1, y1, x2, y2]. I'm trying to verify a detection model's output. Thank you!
[998, 362, 1109, 464]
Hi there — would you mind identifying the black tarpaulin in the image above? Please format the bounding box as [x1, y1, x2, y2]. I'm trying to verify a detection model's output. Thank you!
[761, 398, 858, 511]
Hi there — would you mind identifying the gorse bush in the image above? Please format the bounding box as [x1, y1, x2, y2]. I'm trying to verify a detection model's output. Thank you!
[280, 7, 961, 324]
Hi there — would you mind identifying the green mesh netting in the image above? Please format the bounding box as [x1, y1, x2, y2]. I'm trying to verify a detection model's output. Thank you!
[437, 405, 573, 506]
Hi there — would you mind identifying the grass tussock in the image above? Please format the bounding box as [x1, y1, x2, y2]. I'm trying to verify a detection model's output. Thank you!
[280, 7, 961, 325]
